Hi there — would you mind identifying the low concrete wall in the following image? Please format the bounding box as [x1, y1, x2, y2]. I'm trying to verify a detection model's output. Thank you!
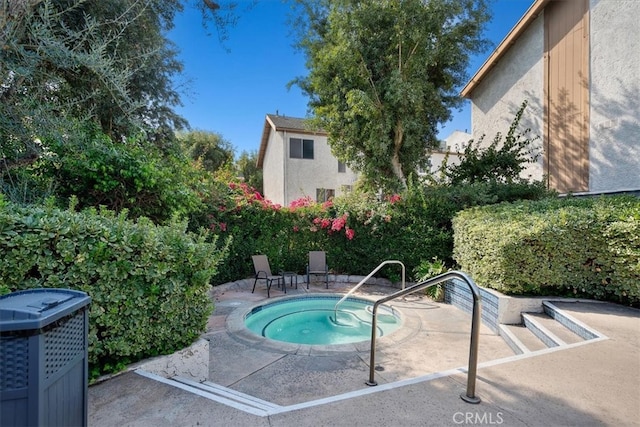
[444, 279, 547, 332]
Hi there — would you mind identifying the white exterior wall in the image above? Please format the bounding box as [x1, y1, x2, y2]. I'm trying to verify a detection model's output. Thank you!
[588, 0, 640, 192]
[469, 14, 545, 182]
[429, 152, 462, 175]
[284, 132, 357, 205]
[262, 130, 286, 206]
[262, 129, 358, 206]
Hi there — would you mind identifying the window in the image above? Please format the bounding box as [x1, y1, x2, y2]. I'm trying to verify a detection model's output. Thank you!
[290, 138, 314, 159]
[417, 158, 432, 175]
[338, 161, 346, 173]
[340, 185, 353, 193]
[316, 188, 335, 202]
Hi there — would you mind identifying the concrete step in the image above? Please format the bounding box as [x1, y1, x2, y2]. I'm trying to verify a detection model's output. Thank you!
[542, 301, 604, 340]
[499, 301, 603, 355]
[499, 323, 548, 353]
[523, 312, 583, 345]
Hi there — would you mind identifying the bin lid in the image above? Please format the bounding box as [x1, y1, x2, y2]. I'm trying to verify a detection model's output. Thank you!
[0, 288, 91, 332]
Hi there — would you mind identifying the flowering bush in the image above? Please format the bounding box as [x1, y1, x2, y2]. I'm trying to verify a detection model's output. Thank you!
[200, 173, 553, 285]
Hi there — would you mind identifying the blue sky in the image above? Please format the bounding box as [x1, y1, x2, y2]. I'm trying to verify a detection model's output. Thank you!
[168, 0, 534, 156]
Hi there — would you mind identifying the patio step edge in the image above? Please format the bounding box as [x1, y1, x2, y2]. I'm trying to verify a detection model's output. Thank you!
[521, 313, 566, 347]
[542, 301, 604, 340]
[171, 376, 281, 412]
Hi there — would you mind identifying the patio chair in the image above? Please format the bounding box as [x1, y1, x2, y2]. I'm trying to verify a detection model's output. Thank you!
[306, 250, 329, 289]
[252, 255, 285, 298]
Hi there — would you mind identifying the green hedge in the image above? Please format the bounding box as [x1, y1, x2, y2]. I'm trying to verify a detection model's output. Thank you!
[0, 197, 229, 376]
[452, 196, 640, 305]
[203, 180, 552, 285]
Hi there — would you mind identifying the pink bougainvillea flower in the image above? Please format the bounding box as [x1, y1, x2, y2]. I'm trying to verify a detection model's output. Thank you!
[320, 218, 331, 229]
[345, 227, 355, 240]
[388, 194, 401, 204]
[293, 226, 299, 232]
[313, 217, 321, 225]
[219, 222, 227, 232]
[289, 196, 313, 209]
[331, 215, 346, 231]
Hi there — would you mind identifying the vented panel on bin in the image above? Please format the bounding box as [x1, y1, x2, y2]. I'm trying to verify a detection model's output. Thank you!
[0, 336, 29, 390]
[0, 288, 90, 427]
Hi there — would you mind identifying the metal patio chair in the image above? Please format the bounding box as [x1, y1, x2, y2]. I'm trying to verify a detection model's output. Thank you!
[306, 250, 329, 289]
[252, 255, 284, 298]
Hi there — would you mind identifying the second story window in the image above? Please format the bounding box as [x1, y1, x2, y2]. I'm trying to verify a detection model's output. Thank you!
[316, 188, 335, 202]
[338, 161, 346, 173]
[290, 138, 314, 159]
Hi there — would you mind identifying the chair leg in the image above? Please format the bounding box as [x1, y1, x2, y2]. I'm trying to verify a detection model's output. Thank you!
[266, 279, 271, 298]
[325, 272, 329, 289]
[252, 277, 258, 294]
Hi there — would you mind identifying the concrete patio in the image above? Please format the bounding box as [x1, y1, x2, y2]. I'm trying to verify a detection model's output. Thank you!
[88, 278, 640, 426]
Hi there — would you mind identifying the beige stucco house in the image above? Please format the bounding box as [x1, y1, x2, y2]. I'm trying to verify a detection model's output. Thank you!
[257, 114, 358, 206]
[461, 0, 640, 194]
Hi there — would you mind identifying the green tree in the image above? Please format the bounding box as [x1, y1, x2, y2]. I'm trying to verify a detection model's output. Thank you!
[291, 0, 491, 191]
[0, 0, 236, 165]
[1, 0, 235, 204]
[236, 150, 263, 193]
[178, 130, 235, 173]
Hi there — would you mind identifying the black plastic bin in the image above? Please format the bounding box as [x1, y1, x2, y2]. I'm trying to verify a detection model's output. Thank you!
[0, 288, 91, 427]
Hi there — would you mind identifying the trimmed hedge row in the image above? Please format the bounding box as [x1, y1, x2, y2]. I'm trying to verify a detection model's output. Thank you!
[204, 180, 553, 285]
[452, 196, 640, 305]
[0, 198, 228, 375]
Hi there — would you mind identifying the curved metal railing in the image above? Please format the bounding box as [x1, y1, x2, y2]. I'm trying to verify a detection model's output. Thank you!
[365, 270, 482, 404]
[333, 260, 405, 322]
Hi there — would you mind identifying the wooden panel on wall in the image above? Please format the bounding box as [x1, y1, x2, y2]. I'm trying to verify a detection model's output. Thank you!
[544, 0, 589, 193]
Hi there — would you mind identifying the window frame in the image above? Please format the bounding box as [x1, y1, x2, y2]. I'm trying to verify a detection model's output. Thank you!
[289, 138, 314, 159]
[316, 188, 335, 202]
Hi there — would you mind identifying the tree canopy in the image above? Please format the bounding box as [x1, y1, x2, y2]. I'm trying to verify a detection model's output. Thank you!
[178, 130, 235, 173]
[1, 0, 235, 168]
[291, 0, 491, 191]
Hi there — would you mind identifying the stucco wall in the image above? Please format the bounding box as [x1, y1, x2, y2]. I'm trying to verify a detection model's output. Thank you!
[588, 0, 640, 192]
[282, 132, 357, 206]
[262, 130, 285, 206]
[469, 14, 545, 182]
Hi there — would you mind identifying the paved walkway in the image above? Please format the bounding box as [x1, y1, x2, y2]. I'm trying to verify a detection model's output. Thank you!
[89, 279, 640, 426]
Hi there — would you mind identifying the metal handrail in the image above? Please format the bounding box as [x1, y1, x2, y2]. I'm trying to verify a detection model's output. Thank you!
[365, 270, 482, 404]
[333, 260, 405, 322]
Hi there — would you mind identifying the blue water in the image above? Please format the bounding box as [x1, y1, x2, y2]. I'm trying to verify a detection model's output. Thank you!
[244, 295, 401, 345]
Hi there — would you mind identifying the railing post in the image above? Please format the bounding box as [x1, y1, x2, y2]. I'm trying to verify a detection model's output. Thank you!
[461, 274, 481, 404]
[365, 271, 482, 404]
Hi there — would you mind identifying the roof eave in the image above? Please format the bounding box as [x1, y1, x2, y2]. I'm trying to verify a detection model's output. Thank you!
[257, 115, 277, 169]
[461, 0, 549, 98]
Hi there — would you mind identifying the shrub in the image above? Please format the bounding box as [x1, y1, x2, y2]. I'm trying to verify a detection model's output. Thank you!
[440, 101, 540, 185]
[452, 196, 640, 306]
[38, 125, 205, 223]
[0, 197, 229, 377]
[201, 174, 553, 285]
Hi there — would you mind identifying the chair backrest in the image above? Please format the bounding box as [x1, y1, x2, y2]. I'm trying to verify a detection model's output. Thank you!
[308, 251, 326, 271]
[252, 255, 272, 276]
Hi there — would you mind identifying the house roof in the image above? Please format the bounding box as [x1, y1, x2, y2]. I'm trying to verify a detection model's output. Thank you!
[257, 114, 326, 168]
[460, 0, 549, 98]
